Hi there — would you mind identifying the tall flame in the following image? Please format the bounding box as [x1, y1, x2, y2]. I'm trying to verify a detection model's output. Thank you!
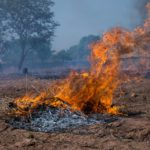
[54, 28, 133, 114]
[13, 3, 150, 116]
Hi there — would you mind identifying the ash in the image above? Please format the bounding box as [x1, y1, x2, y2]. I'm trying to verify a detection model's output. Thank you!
[8, 107, 118, 132]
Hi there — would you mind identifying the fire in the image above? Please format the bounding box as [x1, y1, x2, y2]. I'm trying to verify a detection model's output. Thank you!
[54, 28, 138, 114]
[11, 3, 150, 116]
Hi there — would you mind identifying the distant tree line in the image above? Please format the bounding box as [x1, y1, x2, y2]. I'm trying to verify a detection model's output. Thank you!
[1, 35, 99, 67]
[53, 35, 99, 63]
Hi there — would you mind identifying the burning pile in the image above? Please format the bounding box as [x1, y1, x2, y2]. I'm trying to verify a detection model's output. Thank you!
[8, 3, 150, 131]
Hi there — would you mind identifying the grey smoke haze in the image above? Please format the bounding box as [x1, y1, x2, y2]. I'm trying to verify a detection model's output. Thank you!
[53, 0, 146, 51]
[134, 0, 150, 24]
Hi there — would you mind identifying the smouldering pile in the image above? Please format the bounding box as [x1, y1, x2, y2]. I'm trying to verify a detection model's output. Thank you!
[8, 106, 117, 132]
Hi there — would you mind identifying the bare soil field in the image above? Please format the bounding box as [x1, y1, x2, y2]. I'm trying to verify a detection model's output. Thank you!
[0, 76, 150, 150]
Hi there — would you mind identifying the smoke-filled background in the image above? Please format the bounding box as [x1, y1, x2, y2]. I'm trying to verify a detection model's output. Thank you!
[0, 0, 149, 75]
[134, 0, 150, 24]
[53, 0, 150, 50]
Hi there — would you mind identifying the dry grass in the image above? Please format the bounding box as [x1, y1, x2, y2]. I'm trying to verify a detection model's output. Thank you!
[0, 76, 149, 150]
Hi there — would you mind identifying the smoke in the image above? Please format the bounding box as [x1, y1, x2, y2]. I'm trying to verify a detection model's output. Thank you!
[135, 0, 150, 24]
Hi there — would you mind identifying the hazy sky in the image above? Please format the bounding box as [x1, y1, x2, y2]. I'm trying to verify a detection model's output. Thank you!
[53, 0, 139, 50]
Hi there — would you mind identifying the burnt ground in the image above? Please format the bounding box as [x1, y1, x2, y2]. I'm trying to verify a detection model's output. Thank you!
[0, 76, 150, 150]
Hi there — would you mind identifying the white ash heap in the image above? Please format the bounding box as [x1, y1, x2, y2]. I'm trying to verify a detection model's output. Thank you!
[8, 106, 118, 132]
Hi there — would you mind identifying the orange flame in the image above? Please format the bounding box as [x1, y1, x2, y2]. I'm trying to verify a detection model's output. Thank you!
[12, 3, 150, 116]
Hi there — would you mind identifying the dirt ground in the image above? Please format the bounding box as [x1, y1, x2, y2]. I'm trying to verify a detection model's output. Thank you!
[0, 76, 149, 150]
